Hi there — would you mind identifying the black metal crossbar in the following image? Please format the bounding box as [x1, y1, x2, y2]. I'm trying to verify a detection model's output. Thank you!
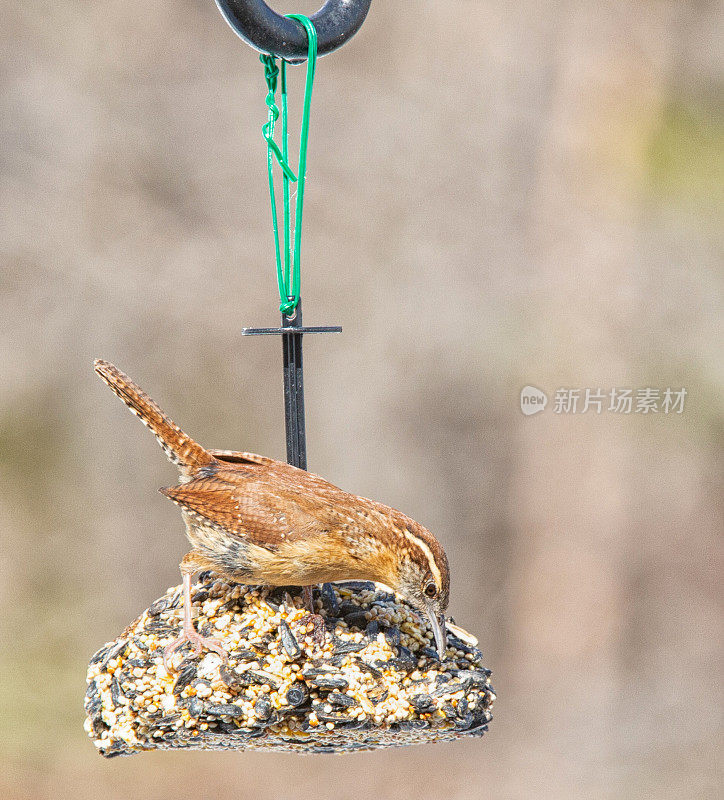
[243, 301, 341, 469]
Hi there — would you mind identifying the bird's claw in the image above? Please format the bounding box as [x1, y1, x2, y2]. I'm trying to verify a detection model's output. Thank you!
[163, 629, 229, 672]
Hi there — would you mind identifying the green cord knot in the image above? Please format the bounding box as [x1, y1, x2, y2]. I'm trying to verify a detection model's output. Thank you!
[260, 54, 297, 182]
[279, 297, 297, 315]
[260, 53, 278, 91]
[260, 15, 318, 316]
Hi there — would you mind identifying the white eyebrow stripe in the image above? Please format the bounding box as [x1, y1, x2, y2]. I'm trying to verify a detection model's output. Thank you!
[403, 529, 442, 587]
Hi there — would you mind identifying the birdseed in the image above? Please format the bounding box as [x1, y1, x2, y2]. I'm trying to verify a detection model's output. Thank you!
[84, 575, 495, 756]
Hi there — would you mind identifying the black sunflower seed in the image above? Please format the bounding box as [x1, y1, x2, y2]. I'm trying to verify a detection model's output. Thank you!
[217, 598, 242, 614]
[326, 692, 358, 708]
[278, 620, 301, 658]
[89, 644, 111, 666]
[378, 656, 415, 673]
[101, 742, 128, 758]
[219, 665, 242, 688]
[110, 675, 124, 706]
[229, 648, 259, 661]
[147, 597, 169, 617]
[384, 627, 401, 647]
[321, 583, 340, 615]
[172, 663, 197, 695]
[183, 696, 204, 718]
[214, 720, 242, 734]
[101, 640, 128, 669]
[285, 684, 309, 707]
[90, 714, 108, 737]
[144, 621, 177, 635]
[86, 698, 102, 719]
[467, 719, 489, 735]
[337, 581, 374, 592]
[431, 677, 473, 698]
[206, 703, 244, 719]
[253, 697, 272, 720]
[344, 611, 369, 630]
[305, 673, 349, 690]
[410, 694, 436, 712]
[332, 640, 366, 656]
[338, 601, 360, 617]
[227, 669, 280, 690]
[455, 711, 475, 730]
[447, 633, 481, 657]
[353, 658, 383, 680]
[467, 668, 492, 686]
[301, 666, 339, 678]
[368, 688, 388, 705]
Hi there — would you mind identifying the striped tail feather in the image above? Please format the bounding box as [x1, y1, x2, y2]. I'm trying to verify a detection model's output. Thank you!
[94, 360, 216, 473]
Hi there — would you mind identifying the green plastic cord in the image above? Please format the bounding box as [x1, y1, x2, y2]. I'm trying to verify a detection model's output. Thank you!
[260, 14, 318, 316]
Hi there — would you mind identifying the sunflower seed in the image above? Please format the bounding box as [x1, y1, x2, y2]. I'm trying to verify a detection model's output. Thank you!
[332, 640, 366, 656]
[279, 620, 301, 658]
[344, 611, 369, 630]
[353, 658, 383, 680]
[321, 583, 339, 615]
[172, 664, 197, 695]
[410, 694, 436, 713]
[305, 673, 349, 691]
[326, 692, 358, 708]
[285, 684, 309, 707]
[206, 703, 244, 719]
[254, 697, 272, 721]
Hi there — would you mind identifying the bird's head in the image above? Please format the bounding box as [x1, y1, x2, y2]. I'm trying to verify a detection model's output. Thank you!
[392, 521, 450, 659]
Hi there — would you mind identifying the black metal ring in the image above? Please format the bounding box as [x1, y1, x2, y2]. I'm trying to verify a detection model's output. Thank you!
[214, 1, 372, 60]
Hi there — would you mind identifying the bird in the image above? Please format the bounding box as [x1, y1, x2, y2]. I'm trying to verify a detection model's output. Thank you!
[93, 360, 450, 669]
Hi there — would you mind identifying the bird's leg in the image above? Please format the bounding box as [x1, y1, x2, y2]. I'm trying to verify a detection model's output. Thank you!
[163, 555, 229, 672]
[297, 585, 326, 645]
[302, 585, 315, 613]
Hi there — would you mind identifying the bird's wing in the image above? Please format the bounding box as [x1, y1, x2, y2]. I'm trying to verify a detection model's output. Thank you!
[160, 473, 323, 551]
[208, 450, 352, 499]
[207, 449, 277, 467]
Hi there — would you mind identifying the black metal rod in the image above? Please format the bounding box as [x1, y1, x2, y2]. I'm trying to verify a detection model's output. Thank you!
[243, 307, 340, 470]
[282, 302, 306, 469]
[214, 0, 372, 59]
[242, 325, 342, 335]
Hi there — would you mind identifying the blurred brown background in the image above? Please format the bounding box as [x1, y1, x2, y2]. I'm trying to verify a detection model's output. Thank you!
[1, 0, 721, 798]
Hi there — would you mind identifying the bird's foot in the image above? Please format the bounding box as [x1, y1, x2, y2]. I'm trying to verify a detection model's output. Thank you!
[163, 627, 228, 672]
[296, 613, 327, 646]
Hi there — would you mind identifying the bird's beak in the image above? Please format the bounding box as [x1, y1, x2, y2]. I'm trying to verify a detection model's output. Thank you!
[425, 605, 447, 660]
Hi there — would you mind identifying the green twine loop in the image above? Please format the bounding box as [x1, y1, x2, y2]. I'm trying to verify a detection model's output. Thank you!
[260, 14, 318, 316]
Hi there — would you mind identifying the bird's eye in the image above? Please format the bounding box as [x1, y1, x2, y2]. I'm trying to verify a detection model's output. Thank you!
[424, 582, 438, 599]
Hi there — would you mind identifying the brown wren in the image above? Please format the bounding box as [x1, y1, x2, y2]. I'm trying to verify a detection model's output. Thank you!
[94, 360, 450, 669]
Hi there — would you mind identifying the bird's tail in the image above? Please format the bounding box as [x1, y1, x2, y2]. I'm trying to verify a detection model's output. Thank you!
[94, 360, 216, 473]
